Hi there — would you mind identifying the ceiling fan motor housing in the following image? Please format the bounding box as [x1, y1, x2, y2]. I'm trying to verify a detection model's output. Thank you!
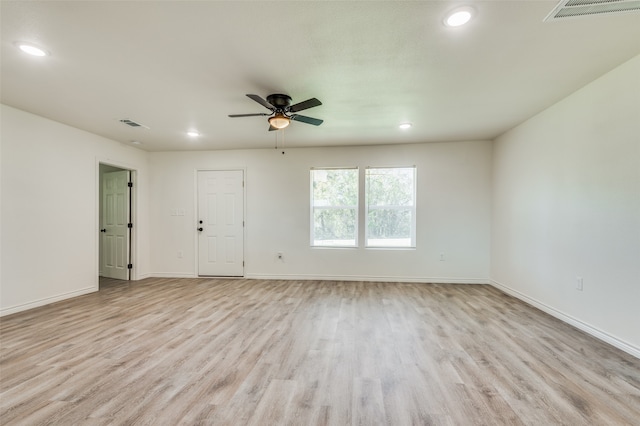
[266, 94, 292, 109]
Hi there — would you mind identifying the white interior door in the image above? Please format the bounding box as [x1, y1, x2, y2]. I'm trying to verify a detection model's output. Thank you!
[102, 170, 130, 280]
[197, 170, 244, 276]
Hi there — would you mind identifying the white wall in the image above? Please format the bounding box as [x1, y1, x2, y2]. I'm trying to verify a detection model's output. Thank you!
[491, 54, 640, 356]
[2, 52, 637, 358]
[0, 105, 150, 315]
[149, 141, 492, 282]
[0, 105, 492, 315]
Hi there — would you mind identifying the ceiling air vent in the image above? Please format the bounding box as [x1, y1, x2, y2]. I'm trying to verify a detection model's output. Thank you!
[119, 119, 150, 129]
[544, 0, 640, 21]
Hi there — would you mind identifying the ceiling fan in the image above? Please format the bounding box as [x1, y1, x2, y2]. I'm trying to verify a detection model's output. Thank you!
[228, 94, 323, 131]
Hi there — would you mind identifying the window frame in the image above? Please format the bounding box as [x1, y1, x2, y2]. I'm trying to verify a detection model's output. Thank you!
[364, 166, 417, 249]
[310, 167, 359, 248]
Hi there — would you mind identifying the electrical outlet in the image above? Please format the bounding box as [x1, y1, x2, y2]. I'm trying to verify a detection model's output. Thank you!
[576, 277, 583, 291]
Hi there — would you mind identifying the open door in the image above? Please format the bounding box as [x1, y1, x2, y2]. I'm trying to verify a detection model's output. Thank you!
[101, 170, 131, 280]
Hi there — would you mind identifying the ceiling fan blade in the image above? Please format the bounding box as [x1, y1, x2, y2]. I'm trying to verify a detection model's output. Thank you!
[246, 94, 275, 111]
[228, 113, 271, 117]
[290, 114, 323, 126]
[288, 97, 322, 113]
[268, 125, 278, 131]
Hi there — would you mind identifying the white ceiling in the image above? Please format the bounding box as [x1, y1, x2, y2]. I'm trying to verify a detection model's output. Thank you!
[2, 1, 639, 152]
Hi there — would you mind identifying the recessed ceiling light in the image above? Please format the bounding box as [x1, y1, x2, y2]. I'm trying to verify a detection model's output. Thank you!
[15, 42, 49, 57]
[444, 7, 474, 27]
[187, 130, 200, 137]
[399, 122, 412, 130]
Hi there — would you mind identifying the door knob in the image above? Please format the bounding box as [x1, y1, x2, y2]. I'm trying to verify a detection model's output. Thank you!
[100, 229, 107, 233]
[198, 227, 203, 232]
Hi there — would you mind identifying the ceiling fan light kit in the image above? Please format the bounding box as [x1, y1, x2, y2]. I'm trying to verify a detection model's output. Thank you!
[269, 113, 290, 129]
[229, 93, 323, 131]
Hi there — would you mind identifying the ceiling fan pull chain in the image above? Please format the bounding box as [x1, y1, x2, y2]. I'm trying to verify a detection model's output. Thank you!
[281, 129, 285, 155]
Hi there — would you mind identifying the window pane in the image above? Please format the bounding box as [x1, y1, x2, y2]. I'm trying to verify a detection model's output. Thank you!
[312, 169, 358, 207]
[313, 208, 357, 246]
[366, 167, 416, 247]
[366, 168, 415, 206]
[366, 209, 412, 247]
[311, 168, 358, 247]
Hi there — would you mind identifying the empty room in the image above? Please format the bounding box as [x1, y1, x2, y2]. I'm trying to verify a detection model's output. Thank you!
[1, 1, 639, 424]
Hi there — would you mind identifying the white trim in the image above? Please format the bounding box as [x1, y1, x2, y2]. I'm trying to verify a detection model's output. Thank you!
[0, 286, 96, 317]
[245, 273, 489, 284]
[140, 272, 488, 284]
[490, 279, 640, 359]
[151, 272, 199, 279]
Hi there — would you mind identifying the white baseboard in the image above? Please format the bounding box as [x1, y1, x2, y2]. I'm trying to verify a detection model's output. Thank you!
[133, 273, 153, 280]
[0, 286, 97, 317]
[245, 273, 489, 284]
[146, 271, 489, 284]
[149, 272, 198, 279]
[490, 279, 640, 359]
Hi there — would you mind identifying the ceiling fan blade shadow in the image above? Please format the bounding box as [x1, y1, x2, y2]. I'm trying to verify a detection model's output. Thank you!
[246, 94, 275, 111]
[289, 98, 322, 113]
[290, 114, 323, 126]
[228, 113, 271, 117]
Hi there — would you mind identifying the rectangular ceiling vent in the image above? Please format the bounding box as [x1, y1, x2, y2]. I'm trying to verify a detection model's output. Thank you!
[544, 0, 640, 21]
[119, 119, 150, 130]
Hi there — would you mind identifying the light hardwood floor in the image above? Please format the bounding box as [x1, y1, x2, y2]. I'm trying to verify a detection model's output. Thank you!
[1, 278, 639, 425]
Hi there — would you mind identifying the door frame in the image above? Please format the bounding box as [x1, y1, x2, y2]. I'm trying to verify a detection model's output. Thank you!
[96, 159, 139, 283]
[194, 168, 247, 277]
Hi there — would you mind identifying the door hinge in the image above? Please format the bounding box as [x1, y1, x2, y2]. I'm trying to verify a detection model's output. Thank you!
[243, 261, 245, 267]
[127, 223, 133, 228]
[127, 264, 133, 269]
[128, 182, 133, 188]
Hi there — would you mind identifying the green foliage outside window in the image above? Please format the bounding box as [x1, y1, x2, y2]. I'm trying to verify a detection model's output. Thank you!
[313, 209, 357, 242]
[366, 168, 415, 244]
[311, 167, 415, 247]
[311, 169, 358, 245]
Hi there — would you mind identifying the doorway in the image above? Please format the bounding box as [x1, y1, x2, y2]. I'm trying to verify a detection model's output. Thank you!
[99, 163, 135, 283]
[197, 170, 245, 276]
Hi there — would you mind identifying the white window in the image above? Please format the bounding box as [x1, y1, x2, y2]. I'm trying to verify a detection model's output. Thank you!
[365, 167, 416, 248]
[310, 168, 358, 247]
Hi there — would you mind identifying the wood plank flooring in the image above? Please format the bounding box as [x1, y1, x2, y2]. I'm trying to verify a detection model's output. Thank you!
[1, 278, 639, 425]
